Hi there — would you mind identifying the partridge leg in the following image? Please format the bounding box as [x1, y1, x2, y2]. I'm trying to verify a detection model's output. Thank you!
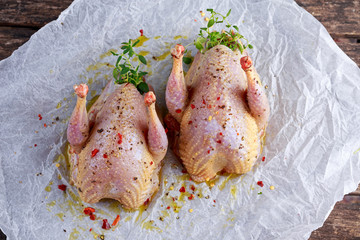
[67, 84, 90, 154]
[241, 56, 270, 136]
[145, 91, 168, 163]
[165, 44, 188, 122]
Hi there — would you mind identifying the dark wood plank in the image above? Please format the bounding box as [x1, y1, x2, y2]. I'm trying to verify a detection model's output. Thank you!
[0, 26, 37, 60]
[0, 0, 73, 27]
[337, 42, 360, 66]
[0, 0, 359, 38]
[352, 185, 360, 196]
[296, 0, 360, 38]
[309, 195, 360, 239]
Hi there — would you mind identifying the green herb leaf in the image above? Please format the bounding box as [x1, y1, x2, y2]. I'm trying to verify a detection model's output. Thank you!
[195, 36, 206, 50]
[110, 51, 118, 56]
[207, 19, 215, 28]
[195, 42, 203, 50]
[248, 44, 253, 49]
[115, 56, 122, 67]
[113, 68, 120, 79]
[238, 43, 244, 54]
[190, 9, 252, 54]
[129, 79, 137, 85]
[137, 82, 149, 94]
[138, 71, 148, 77]
[112, 37, 149, 94]
[183, 57, 192, 64]
[226, 9, 231, 17]
[123, 48, 130, 54]
[138, 55, 147, 65]
[132, 39, 140, 47]
[128, 49, 135, 57]
[120, 67, 130, 75]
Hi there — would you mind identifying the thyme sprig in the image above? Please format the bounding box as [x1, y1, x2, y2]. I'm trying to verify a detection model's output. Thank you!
[111, 39, 149, 94]
[190, 9, 253, 58]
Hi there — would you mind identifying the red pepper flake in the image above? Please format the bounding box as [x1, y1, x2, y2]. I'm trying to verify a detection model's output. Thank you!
[150, 161, 153, 165]
[166, 206, 171, 210]
[89, 213, 96, 220]
[140, 29, 144, 36]
[103, 154, 108, 158]
[34, 144, 37, 147]
[207, 150, 210, 154]
[84, 207, 95, 215]
[89, 228, 92, 232]
[213, 200, 216, 203]
[38, 114, 42, 120]
[117, 133, 123, 144]
[257, 181, 264, 187]
[216, 140, 222, 144]
[262, 156, 265, 162]
[179, 186, 186, 193]
[91, 149, 99, 157]
[202, 99, 206, 105]
[190, 185, 196, 191]
[102, 219, 111, 230]
[208, 105, 212, 108]
[207, 82, 210, 85]
[144, 198, 150, 205]
[112, 215, 121, 226]
[188, 121, 193, 124]
[181, 169, 187, 173]
[219, 132, 223, 136]
[44, 123, 47, 128]
[191, 104, 195, 109]
[175, 109, 182, 113]
[217, 97, 220, 101]
[165, 128, 168, 133]
[58, 184, 67, 191]
[188, 194, 195, 200]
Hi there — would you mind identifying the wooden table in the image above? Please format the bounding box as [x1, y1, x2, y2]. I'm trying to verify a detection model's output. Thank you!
[0, 1, 359, 239]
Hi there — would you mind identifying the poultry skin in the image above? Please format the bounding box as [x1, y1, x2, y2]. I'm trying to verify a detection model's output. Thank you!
[165, 44, 269, 182]
[67, 81, 168, 209]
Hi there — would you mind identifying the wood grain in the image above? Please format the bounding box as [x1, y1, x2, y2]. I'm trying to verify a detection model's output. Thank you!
[352, 185, 360, 196]
[310, 195, 360, 239]
[0, 0, 73, 27]
[0, 0, 359, 37]
[296, 0, 360, 38]
[337, 42, 360, 66]
[0, 27, 37, 59]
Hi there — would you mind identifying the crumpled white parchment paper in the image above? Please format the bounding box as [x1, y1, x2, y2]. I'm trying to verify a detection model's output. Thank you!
[0, 0, 360, 239]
